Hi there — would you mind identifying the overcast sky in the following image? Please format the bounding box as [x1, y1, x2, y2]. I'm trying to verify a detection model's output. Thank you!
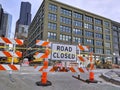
[0, 0, 120, 38]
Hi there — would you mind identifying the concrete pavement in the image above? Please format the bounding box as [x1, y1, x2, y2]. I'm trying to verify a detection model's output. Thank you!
[0, 66, 120, 90]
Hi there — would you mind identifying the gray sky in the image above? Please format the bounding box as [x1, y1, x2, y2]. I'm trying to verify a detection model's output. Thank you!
[0, 0, 120, 38]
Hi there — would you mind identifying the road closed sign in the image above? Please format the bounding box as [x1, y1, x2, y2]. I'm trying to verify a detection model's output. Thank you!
[51, 44, 77, 61]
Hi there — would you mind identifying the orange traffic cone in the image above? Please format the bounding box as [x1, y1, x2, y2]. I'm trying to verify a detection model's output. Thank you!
[89, 71, 94, 81]
[36, 48, 52, 86]
[41, 72, 47, 84]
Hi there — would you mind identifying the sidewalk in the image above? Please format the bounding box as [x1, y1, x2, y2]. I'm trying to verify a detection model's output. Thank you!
[101, 70, 120, 85]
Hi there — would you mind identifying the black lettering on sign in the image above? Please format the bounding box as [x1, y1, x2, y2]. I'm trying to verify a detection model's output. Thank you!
[61, 46, 64, 51]
[57, 46, 60, 51]
[61, 53, 64, 58]
[57, 45, 73, 52]
[65, 47, 68, 51]
[53, 52, 57, 58]
[72, 54, 75, 59]
[65, 53, 67, 58]
[69, 47, 72, 52]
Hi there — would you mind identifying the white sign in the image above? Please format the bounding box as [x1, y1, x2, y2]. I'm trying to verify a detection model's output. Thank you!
[51, 44, 77, 61]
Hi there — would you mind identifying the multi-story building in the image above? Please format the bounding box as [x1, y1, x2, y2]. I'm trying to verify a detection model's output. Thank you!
[0, 4, 3, 30]
[18, 2, 31, 25]
[15, 2, 31, 39]
[15, 2, 32, 58]
[0, 5, 12, 53]
[0, 12, 12, 38]
[26, 0, 114, 62]
[111, 21, 120, 64]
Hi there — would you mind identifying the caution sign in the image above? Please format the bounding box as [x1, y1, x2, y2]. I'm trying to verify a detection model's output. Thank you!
[51, 44, 76, 61]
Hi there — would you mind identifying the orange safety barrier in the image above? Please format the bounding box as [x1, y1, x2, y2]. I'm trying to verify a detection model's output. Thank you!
[36, 40, 51, 47]
[0, 64, 20, 71]
[35, 40, 52, 86]
[0, 37, 23, 45]
[77, 44, 89, 51]
[0, 51, 22, 57]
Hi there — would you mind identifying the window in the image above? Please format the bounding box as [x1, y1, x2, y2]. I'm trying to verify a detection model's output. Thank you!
[94, 26, 102, 32]
[73, 28, 82, 35]
[84, 39, 94, 45]
[89, 47, 94, 52]
[61, 8, 71, 16]
[48, 22, 57, 30]
[119, 33, 120, 37]
[104, 21, 109, 27]
[112, 26, 117, 30]
[60, 34, 71, 42]
[105, 49, 111, 55]
[74, 20, 82, 27]
[95, 33, 103, 39]
[48, 13, 57, 21]
[105, 29, 110, 34]
[49, 4, 57, 12]
[60, 25, 71, 33]
[94, 19, 102, 25]
[105, 42, 111, 48]
[113, 31, 118, 36]
[95, 48, 103, 54]
[84, 23, 93, 30]
[85, 31, 93, 37]
[113, 37, 118, 43]
[113, 44, 118, 49]
[73, 37, 83, 43]
[48, 32, 57, 40]
[73, 12, 83, 20]
[96, 40, 103, 46]
[114, 51, 119, 56]
[60, 17, 71, 24]
[106, 35, 110, 40]
[84, 15, 93, 22]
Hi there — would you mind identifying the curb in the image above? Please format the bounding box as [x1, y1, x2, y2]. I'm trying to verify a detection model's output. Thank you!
[101, 73, 120, 85]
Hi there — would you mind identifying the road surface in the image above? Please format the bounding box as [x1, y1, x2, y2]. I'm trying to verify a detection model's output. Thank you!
[0, 66, 120, 90]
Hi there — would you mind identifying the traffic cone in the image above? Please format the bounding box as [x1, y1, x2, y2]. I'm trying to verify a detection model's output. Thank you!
[89, 71, 94, 81]
[36, 47, 52, 86]
[41, 72, 47, 84]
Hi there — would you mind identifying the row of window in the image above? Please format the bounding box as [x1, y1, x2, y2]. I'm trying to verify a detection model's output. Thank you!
[47, 32, 111, 54]
[47, 32, 110, 47]
[48, 4, 110, 27]
[48, 23, 111, 40]
[48, 21, 109, 32]
[60, 25, 71, 33]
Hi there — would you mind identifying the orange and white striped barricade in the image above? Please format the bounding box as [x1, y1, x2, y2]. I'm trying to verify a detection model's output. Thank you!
[0, 37, 23, 45]
[0, 64, 20, 71]
[35, 40, 52, 86]
[0, 51, 22, 57]
[72, 44, 91, 82]
[34, 66, 89, 73]
[34, 66, 55, 72]
[77, 44, 89, 51]
[78, 55, 88, 62]
[85, 52, 98, 83]
[36, 40, 51, 47]
[34, 52, 51, 59]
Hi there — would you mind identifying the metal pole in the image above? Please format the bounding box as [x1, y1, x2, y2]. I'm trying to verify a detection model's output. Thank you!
[9, 43, 16, 82]
[11, 44, 16, 65]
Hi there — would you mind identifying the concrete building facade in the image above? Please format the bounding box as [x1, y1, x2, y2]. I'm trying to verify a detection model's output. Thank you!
[111, 21, 120, 64]
[26, 0, 114, 62]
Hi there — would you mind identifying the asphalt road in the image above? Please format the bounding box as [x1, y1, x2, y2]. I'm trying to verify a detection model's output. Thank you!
[0, 66, 120, 90]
